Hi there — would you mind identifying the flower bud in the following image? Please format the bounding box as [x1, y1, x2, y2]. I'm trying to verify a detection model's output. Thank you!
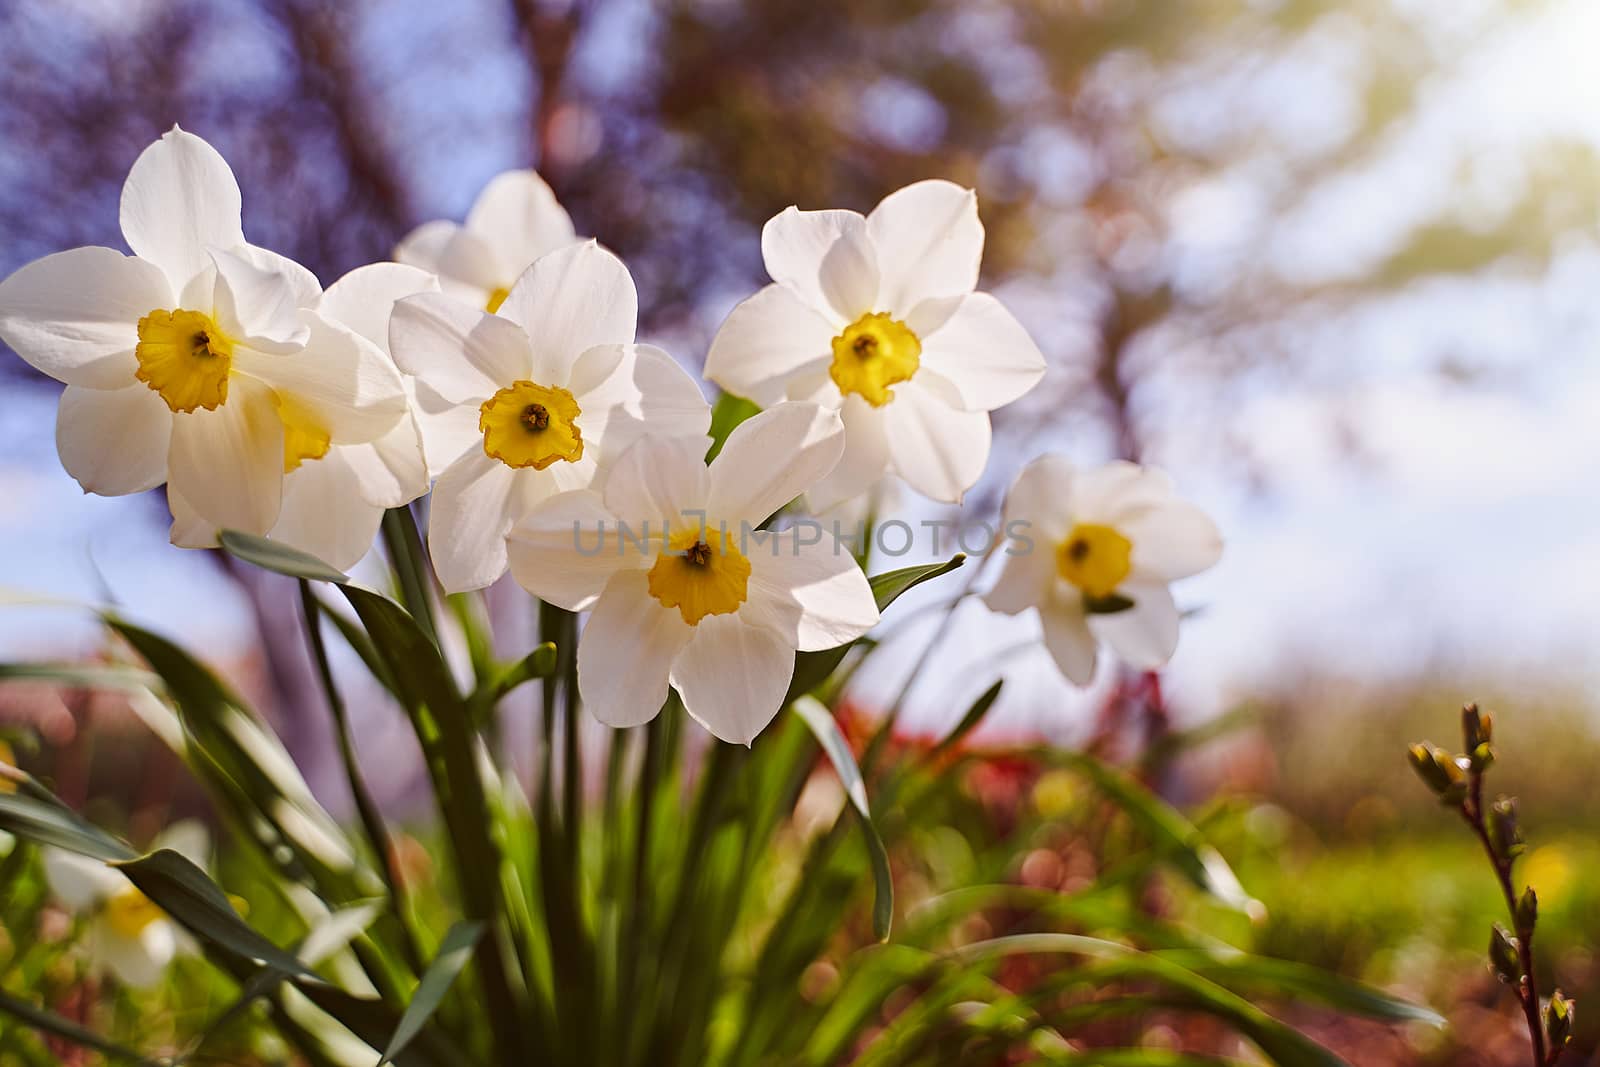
[1489, 923, 1522, 984]
[1515, 886, 1537, 937]
[1546, 989, 1575, 1049]
[1490, 797, 1525, 862]
[1462, 703, 1494, 770]
[1407, 743, 1467, 804]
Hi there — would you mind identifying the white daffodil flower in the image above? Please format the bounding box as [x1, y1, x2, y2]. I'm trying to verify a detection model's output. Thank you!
[0, 127, 410, 542]
[390, 241, 712, 592]
[505, 402, 881, 745]
[43, 821, 210, 990]
[985, 456, 1223, 685]
[395, 169, 578, 314]
[703, 180, 1047, 510]
[171, 262, 438, 569]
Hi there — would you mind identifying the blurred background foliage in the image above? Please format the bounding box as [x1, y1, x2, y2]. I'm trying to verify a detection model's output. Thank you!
[3, 0, 1599, 1063]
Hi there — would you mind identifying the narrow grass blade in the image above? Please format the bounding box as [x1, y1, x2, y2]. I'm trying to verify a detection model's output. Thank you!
[380, 921, 485, 1066]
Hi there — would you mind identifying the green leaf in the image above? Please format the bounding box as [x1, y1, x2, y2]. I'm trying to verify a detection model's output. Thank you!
[106, 616, 360, 879]
[869, 554, 966, 612]
[113, 849, 322, 981]
[0, 662, 161, 692]
[957, 934, 1348, 1067]
[704, 392, 762, 462]
[925, 679, 1003, 760]
[1053, 752, 1261, 916]
[0, 988, 162, 1066]
[1152, 950, 1445, 1026]
[180, 901, 386, 1063]
[785, 555, 966, 703]
[338, 585, 532, 1061]
[220, 529, 350, 583]
[0, 792, 134, 862]
[792, 697, 893, 941]
[380, 921, 485, 1066]
[477, 641, 560, 707]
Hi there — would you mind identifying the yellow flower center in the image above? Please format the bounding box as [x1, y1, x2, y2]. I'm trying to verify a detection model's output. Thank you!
[485, 286, 511, 314]
[647, 525, 752, 625]
[102, 886, 164, 939]
[274, 394, 331, 473]
[479, 380, 584, 470]
[1056, 523, 1132, 599]
[135, 308, 234, 413]
[829, 312, 921, 407]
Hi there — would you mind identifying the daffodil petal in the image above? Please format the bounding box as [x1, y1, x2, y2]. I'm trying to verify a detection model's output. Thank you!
[235, 312, 408, 445]
[55, 384, 171, 496]
[579, 569, 691, 728]
[706, 402, 844, 527]
[1000, 454, 1079, 544]
[119, 126, 245, 290]
[389, 292, 532, 403]
[507, 490, 631, 611]
[495, 241, 637, 383]
[427, 447, 531, 592]
[760, 207, 874, 325]
[742, 529, 878, 651]
[412, 379, 480, 478]
[231, 243, 323, 310]
[464, 170, 578, 280]
[984, 541, 1056, 616]
[395, 220, 503, 302]
[1123, 501, 1223, 582]
[601, 435, 711, 533]
[670, 614, 794, 746]
[209, 247, 310, 352]
[881, 379, 990, 504]
[167, 485, 220, 549]
[802, 394, 889, 514]
[1067, 461, 1150, 521]
[0, 246, 173, 389]
[866, 179, 982, 311]
[1090, 578, 1180, 669]
[339, 414, 431, 508]
[319, 262, 439, 353]
[44, 849, 125, 910]
[95, 920, 175, 990]
[167, 376, 284, 535]
[703, 284, 836, 408]
[1040, 598, 1098, 686]
[273, 451, 383, 571]
[569, 343, 711, 467]
[917, 292, 1046, 412]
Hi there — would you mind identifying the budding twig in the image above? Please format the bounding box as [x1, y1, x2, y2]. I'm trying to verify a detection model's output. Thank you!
[1408, 703, 1572, 1067]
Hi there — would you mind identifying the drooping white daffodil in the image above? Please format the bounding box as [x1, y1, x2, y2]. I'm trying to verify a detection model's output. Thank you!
[390, 240, 712, 592]
[395, 169, 579, 314]
[0, 127, 411, 541]
[505, 402, 881, 745]
[44, 822, 210, 989]
[984, 456, 1223, 685]
[170, 263, 437, 569]
[703, 180, 1047, 510]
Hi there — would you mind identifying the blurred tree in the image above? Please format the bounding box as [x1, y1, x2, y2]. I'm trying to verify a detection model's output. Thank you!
[2, 0, 1593, 770]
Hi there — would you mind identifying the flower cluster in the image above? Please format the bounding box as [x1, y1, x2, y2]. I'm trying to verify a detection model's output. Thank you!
[0, 127, 1223, 742]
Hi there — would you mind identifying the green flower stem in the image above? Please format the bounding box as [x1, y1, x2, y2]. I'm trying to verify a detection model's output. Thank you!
[297, 580, 428, 977]
[380, 506, 439, 647]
